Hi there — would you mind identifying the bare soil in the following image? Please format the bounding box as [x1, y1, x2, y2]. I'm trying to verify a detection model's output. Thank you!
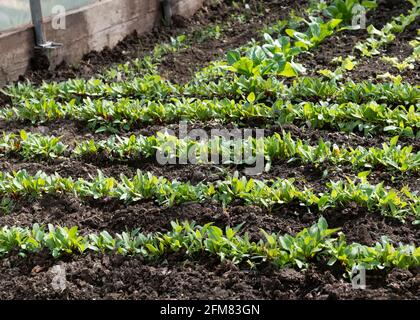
[0, 0, 418, 300]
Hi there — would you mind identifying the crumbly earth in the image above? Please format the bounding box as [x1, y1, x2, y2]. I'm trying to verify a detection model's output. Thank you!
[0, 0, 418, 299]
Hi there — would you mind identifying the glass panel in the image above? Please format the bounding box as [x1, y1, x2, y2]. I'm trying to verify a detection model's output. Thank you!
[0, 0, 31, 31]
[41, 0, 96, 18]
[0, 0, 97, 32]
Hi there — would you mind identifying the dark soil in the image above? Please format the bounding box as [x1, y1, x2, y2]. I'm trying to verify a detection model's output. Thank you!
[2, 116, 419, 153]
[0, 0, 419, 301]
[1, 193, 418, 246]
[0, 252, 418, 300]
[350, 22, 420, 84]
[158, 0, 308, 83]
[298, 1, 420, 84]
[17, 0, 307, 86]
[0, 132, 420, 191]
[0, 194, 418, 300]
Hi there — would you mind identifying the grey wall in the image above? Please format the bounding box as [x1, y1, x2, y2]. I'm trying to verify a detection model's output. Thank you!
[0, 0, 204, 85]
[0, 0, 96, 31]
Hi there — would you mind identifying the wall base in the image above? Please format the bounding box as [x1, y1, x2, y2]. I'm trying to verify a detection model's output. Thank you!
[0, 0, 204, 86]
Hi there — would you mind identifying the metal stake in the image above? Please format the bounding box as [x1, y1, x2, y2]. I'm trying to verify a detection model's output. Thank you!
[29, 0, 62, 49]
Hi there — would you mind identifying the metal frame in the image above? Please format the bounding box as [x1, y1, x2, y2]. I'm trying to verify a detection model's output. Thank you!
[29, 0, 62, 49]
[160, 0, 173, 26]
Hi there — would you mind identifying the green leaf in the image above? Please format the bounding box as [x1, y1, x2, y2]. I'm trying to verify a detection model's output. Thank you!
[20, 130, 28, 141]
[226, 228, 235, 240]
[208, 226, 223, 240]
[383, 126, 398, 132]
[389, 136, 399, 147]
[318, 69, 334, 79]
[232, 57, 255, 77]
[342, 58, 355, 71]
[329, 19, 342, 30]
[247, 92, 256, 103]
[317, 217, 328, 232]
[279, 235, 293, 251]
[327, 257, 337, 266]
[146, 243, 160, 255]
[295, 259, 304, 268]
[279, 62, 298, 77]
[285, 29, 296, 37]
[318, 195, 329, 209]
[357, 171, 371, 179]
[227, 50, 241, 65]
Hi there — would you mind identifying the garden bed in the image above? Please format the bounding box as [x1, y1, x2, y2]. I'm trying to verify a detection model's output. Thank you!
[0, 0, 419, 300]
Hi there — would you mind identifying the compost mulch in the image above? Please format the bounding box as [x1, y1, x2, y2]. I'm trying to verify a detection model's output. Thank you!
[0, 251, 418, 299]
[0, 0, 419, 299]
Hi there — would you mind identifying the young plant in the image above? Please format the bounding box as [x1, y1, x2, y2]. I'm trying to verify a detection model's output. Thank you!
[19, 130, 67, 160]
[324, 0, 377, 25]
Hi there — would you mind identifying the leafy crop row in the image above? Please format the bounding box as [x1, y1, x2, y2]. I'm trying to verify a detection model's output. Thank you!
[381, 29, 420, 72]
[225, 0, 379, 78]
[3, 71, 418, 110]
[100, 35, 189, 82]
[184, 1, 419, 100]
[3, 75, 177, 103]
[1, 131, 418, 173]
[315, 1, 419, 81]
[74, 132, 420, 172]
[0, 217, 418, 273]
[0, 1, 383, 104]
[0, 170, 418, 220]
[1, 93, 418, 136]
[355, 1, 420, 57]
[183, 73, 419, 105]
[100, 1, 376, 83]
